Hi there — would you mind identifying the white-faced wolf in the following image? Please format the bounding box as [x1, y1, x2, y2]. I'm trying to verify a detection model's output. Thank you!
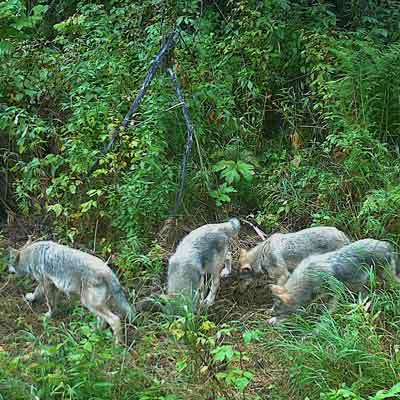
[268, 238, 400, 324]
[167, 218, 240, 310]
[239, 226, 350, 288]
[7, 240, 135, 344]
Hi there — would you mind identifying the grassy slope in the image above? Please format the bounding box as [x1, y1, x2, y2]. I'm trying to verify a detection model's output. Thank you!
[1, 1, 400, 399]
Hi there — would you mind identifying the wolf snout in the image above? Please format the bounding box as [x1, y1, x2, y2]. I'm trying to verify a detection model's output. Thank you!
[8, 265, 16, 274]
[240, 264, 252, 272]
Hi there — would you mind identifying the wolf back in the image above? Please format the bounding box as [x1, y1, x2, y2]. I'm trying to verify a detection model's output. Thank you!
[269, 238, 399, 323]
[8, 240, 135, 342]
[240, 226, 350, 286]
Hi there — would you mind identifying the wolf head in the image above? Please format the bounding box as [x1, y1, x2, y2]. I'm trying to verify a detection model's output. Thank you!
[228, 217, 240, 231]
[236, 248, 255, 292]
[239, 248, 252, 272]
[224, 218, 240, 237]
[7, 237, 34, 276]
[268, 284, 297, 324]
[7, 248, 24, 275]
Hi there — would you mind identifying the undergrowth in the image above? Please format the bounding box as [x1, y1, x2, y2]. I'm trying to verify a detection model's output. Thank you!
[2, 0, 400, 399]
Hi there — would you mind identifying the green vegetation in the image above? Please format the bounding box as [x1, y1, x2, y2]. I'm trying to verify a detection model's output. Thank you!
[1, 0, 400, 399]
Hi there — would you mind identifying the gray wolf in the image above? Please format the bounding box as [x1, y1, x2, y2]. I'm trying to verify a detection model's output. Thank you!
[167, 218, 240, 309]
[239, 226, 350, 287]
[7, 240, 135, 344]
[268, 238, 400, 324]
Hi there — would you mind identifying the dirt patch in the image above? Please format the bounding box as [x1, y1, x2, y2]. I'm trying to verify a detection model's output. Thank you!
[0, 276, 47, 346]
[0, 215, 274, 347]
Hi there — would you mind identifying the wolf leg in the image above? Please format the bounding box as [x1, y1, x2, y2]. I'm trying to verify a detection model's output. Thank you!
[326, 296, 338, 313]
[94, 306, 122, 344]
[26, 283, 45, 303]
[220, 251, 232, 278]
[196, 275, 206, 303]
[203, 246, 229, 306]
[377, 261, 399, 286]
[276, 268, 290, 286]
[81, 287, 122, 344]
[43, 283, 59, 318]
[203, 270, 221, 306]
[97, 317, 108, 329]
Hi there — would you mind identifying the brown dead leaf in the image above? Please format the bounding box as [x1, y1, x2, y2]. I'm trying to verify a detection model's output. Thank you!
[290, 131, 302, 149]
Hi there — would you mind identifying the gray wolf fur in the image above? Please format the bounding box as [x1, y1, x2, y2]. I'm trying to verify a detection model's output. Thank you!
[167, 218, 240, 309]
[268, 238, 400, 324]
[8, 240, 135, 344]
[239, 226, 350, 287]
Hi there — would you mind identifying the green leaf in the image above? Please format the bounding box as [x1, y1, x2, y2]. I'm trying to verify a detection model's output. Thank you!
[221, 167, 240, 184]
[176, 359, 187, 372]
[32, 4, 48, 17]
[93, 381, 113, 388]
[234, 374, 254, 392]
[243, 330, 263, 344]
[236, 160, 255, 182]
[0, 40, 13, 55]
[80, 200, 97, 213]
[83, 341, 93, 352]
[47, 203, 63, 217]
[371, 383, 400, 400]
[13, 16, 34, 31]
[213, 160, 233, 172]
[212, 345, 235, 362]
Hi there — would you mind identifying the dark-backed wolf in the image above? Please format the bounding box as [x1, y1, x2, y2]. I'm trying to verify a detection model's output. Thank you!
[268, 238, 400, 324]
[8, 240, 135, 344]
[239, 226, 350, 287]
[167, 218, 240, 308]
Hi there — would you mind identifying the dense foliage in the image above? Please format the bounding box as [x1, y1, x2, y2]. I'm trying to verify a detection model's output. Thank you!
[1, 1, 400, 399]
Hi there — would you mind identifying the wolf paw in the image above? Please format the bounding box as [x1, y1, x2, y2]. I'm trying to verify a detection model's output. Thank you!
[220, 267, 231, 278]
[267, 317, 278, 325]
[25, 293, 36, 302]
[202, 297, 214, 307]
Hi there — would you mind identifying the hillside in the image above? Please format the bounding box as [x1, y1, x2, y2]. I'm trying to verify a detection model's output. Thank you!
[1, 1, 400, 399]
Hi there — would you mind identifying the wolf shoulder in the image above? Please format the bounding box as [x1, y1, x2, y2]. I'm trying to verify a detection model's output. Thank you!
[174, 222, 236, 254]
[294, 238, 396, 277]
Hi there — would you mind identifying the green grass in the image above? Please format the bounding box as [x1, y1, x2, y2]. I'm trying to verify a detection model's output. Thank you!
[2, 0, 400, 398]
[1, 281, 400, 400]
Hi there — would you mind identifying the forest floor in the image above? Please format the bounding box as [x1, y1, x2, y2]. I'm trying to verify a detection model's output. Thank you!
[0, 217, 273, 347]
[0, 217, 292, 399]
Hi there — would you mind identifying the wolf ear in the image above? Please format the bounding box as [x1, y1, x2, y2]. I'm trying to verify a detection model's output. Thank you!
[270, 284, 286, 296]
[9, 248, 20, 263]
[22, 235, 33, 248]
[239, 248, 249, 265]
[270, 285, 292, 305]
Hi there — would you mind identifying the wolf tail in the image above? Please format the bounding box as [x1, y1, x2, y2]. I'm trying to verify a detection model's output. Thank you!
[109, 272, 136, 323]
[394, 252, 400, 278]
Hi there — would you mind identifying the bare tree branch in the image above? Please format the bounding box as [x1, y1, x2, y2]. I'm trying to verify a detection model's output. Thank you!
[167, 67, 195, 217]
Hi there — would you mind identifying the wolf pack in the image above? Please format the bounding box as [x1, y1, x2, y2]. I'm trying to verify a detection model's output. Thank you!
[6, 218, 400, 344]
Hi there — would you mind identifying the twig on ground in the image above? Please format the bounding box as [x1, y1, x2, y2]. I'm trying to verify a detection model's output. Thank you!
[0, 278, 10, 293]
[240, 219, 267, 240]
